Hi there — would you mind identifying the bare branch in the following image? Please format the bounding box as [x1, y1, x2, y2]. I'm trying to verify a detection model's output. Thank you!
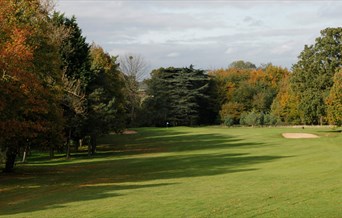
[118, 53, 149, 81]
[62, 73, 86, 114]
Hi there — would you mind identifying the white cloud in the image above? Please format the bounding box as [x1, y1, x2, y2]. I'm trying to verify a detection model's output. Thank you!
[166, 52, 180, 58]
[56, 0, 342, 71]
[225, 48, 235, 55]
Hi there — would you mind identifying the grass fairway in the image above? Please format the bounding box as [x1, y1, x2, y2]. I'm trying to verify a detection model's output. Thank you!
[0, 127, 341, 217]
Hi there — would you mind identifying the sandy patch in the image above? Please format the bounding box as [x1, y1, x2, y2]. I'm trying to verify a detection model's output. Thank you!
[282, 133, 319, 138]
[123, 130, 138, 134]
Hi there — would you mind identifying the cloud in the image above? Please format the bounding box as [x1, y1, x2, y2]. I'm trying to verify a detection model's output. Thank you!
[56, 0, 342, 72]
[225, 48, 235, 55]
[243, 16, 263, 27]
[166, 52, 180, 58]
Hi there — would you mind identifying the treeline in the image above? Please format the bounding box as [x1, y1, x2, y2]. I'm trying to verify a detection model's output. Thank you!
[0, 0, 127, 172]
[137, 43, 341, 127]
[137, 28, 341, 128]
[211, 64, 290, 126]
[1, 0, 341, 172]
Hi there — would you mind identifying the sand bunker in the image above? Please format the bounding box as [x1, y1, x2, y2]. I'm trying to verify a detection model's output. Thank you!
[282, 133, 319, 139]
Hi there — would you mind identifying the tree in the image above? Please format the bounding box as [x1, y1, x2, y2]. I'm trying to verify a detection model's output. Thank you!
[210, 64, 289, 126]
[169, 66, 209, 126]
[86, 44, 126, 154]
[143, 68, 173, 126]
[240, 110, 263, 126]
[219, 102, 245, 125]
[118, 54, 149, 126]
[0, 0, 65, 172]
[61, 74, 87, 158]
[326, 70, 342, 126]
[53, 12, 92, 85]
[118, 54, 148, 82]
[229, 60, 256, 69]
[291, 27, 342, 125]
[52, 12, 92, 157]
[271, 75, 302, 124]
[144, 66, 210, 126]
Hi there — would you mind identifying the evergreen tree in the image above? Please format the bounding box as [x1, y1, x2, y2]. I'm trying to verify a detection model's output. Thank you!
[52, 12, 92, 85]
[145, 66, 210, 126]
[86, 44, 126, 154]
[52, 12, 92, 157]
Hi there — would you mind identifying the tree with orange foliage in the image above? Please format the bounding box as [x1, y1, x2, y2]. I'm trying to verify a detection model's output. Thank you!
[0, 0, 65, 172]
[209, 63, 289, 125]
[270, 75, 302, 124]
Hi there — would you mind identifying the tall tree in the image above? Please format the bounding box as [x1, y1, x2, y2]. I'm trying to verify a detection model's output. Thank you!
[145, 66, 210, 126]
[61, 74, 87, 158]
[52, 12, 92, 157]
[291, 27, 342, 125]
[271, 75, 302, 124]
[0, 0, 65, 172]
[53, 12, 92, 85]
[86, 44, 126, 154]
[326, 70, 342, 126]
[118, 54, 148, 126]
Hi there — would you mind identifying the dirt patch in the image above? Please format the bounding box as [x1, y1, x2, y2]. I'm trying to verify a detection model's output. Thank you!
[282, 133, 319, 139]
[122, 130, 138, 135]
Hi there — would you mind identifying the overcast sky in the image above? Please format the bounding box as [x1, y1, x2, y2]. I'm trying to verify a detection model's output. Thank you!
[56, 0, 342, 72]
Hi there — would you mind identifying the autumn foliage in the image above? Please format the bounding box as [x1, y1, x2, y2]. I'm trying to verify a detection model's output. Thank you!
[209, 65, 289, 125]
[0, 0, 64, 172]
[1, 0, 341, 173]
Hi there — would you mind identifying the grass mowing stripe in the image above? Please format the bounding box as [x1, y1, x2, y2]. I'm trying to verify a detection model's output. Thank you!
[0, 127, 341, 217]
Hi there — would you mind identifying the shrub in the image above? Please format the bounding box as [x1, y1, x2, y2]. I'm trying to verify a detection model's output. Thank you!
[240, 111, 263, 126]
[224, 116, 235, 127]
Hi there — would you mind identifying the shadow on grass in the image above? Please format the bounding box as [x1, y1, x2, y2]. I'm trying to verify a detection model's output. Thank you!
[317, 129, 342, 133]
[0, 128, 290, 215]
[95, 129, 266, 157]
[26, 129, 262, 164]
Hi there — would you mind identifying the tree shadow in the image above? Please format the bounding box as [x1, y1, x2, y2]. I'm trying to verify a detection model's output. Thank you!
[95, 129, 266, 158]
[317, 129, 342, 133]
[0, 128, 290, 215]
[0, 181, 176, 215]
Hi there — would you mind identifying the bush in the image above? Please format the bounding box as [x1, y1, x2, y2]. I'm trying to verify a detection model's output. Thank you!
[240, 111, 263, 126]
[224, 116, 235, 127]
[264, 113, 280, 126]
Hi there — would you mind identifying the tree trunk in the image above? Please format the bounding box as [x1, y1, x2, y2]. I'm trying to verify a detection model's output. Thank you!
[22, 145, 29, 163]
[66, 142, 71, 159]
[74, 139, 79, 152]
[90, 134, 97, 155]
[49, 146, 54, 159]
[88, 143, 91, 156]
[131, 104, 135, 125]
[3, 147, 17, 173]
[66, 128, 71, 159]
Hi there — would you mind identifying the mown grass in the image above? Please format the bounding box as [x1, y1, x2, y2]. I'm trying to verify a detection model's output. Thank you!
[0, 127, 341, 217]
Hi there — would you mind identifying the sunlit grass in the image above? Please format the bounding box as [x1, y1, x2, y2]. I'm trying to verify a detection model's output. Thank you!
[0, 127, 341, 217]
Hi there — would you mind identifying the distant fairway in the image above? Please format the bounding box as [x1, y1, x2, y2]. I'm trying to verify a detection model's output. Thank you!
[0, 127, 341, 217]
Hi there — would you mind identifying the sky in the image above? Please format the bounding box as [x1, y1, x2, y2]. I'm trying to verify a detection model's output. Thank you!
[56, 0, 342, 73]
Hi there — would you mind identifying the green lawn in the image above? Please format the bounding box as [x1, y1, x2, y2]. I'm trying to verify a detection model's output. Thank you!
[0, 127, 341, 217]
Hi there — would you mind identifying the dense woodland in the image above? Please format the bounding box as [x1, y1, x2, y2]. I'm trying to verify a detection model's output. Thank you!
[0, 0, 341, 172]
